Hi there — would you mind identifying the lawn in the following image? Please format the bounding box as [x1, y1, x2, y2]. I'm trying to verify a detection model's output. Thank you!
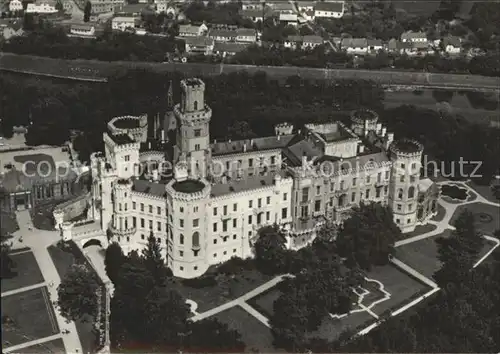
[403, 223, 437, 239]
[2, 287, 59, 347]
[47, 241, 101, 354]
[246, 287, 283, 318]
[450, 202, 500, 235]
[171, 269, 274, 313]
[359, 279, 389, 307]
[467, 181, 500, 203]
[396, 229, 453, 279]
[366, 264, 430, 316]
[1, 250, 45, 293]
[308, 311, 374, 341]
[213, 305, 282, 353]
[20, 338, 66, 353]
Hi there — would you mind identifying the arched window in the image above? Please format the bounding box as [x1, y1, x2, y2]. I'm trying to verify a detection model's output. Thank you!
[192, 232, 200, 247]
[398, 188, 403, 199]
[408, 186, 415, 199]
[180, 234, 184, 245]
[194, 101, 198, 110]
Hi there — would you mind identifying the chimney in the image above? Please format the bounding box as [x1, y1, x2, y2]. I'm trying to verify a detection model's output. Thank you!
[376, 123, 382, 134]
[358, 144, 365, 153]
[277, 134, 280, 141]
[161, 129, 165, 142]
[250, 139, 254, 145]
[381, 127, 387, 137]
[243, 143, 247, 152]
[213, 139, 217, 144]
[228, 139, 232, 143]
[221, 175, 227, 184]
[148, 141, 151, 149]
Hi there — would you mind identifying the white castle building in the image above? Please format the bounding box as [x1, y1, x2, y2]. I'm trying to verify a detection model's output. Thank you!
[61, 78, 439, 279]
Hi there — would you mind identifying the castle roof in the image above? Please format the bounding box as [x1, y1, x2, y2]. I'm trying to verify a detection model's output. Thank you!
[109, 134, 134, 145]
[132, 179, 167, 198]
[211, 135, 294, 156]
[314, 1, 344, 12]
[210, 169, 290, 197]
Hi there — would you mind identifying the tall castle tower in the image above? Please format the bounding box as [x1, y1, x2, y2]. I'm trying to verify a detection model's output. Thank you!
[173, 78, 212, 178]
[388, 139, 424, 233]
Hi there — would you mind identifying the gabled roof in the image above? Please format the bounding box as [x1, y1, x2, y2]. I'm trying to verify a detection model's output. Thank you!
[401, 30, 427, 41]
[71, 23, 95, 31]
[315, 1, 344, 12]
[208, 28, 237, 38]
[279, 13, 297, 21]
[443, 36, 461, 47]
[367, 39, 383, 47]
[286, 35, 323, 44]
[214, 41, 250, 53]
[341, 37, 367, 48]
[114, 3, 149, 14]
[184, 36, 214, 47]
[179, 24, 201, 34]
[236, 28, 256, 37]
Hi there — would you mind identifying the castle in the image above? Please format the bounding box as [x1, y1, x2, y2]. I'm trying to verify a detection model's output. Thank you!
[60, 78, 439, 279]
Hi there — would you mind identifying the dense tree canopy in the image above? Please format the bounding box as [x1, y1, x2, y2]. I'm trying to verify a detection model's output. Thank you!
[336, 202, 399, 270]
[57, 264, 101, 322]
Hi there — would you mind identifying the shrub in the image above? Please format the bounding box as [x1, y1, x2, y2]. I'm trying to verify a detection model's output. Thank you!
[181, 274, 217, 288]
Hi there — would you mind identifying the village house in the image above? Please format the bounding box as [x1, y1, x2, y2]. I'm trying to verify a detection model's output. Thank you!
[1, 21, 23, 40]
[8, 0, 23, 12]
[441, 36, 462, 54]
[184, 36, 214, 55]
[154, 0, 176, 16]
[279, 13, 298, 26]
[114, 3, 150, 16]
[213, 41, 250, 58]
[179, 23, 208, 37]
[284, 35, 323, 49]
[236, 28, 257, 43]
[400, 30, 427, 43]
[26, 0, 58, 13]
[208, 28, 237, 42]
[297, 1, 315, 13]
[268, 2, 295, 14]
[240, 8, 273, 22]
[314, 1, 344, 18]
[341, 37, 368, 55]
[69, 23, 100, 37]
[241, 0, 263, 11]
[367, 39, 383, 54]
[112, 16, 141, 32]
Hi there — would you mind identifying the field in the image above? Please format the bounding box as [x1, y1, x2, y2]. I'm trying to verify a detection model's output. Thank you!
[171, 270, 274, 313]
[247, 287, 283, 318]
[2, 287, 60, 347]
[1, 250, 45, 293]
[1, 52, 499, 90]
[19, 338, 66, 353]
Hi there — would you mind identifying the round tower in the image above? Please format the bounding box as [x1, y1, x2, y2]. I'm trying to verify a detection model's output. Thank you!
[350, 109, 379, 136]
[110, 178, 135, 243]
[388, 139, 424, 233]
[166, 178, 211, 278]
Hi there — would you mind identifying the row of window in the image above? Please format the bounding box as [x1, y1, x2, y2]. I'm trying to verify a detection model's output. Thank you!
[130, 202, 165, 215]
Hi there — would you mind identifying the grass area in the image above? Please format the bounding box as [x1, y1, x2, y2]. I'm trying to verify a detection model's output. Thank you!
[467, 181, 500, 203]
[441, 184, 468, 201]
[366, 264, 430, 316]
[308, 311, 374, 341]
[246, 287, 282, 318]
[1, 251, 45, 293]
[403, 223, 437, 239]
[1, 211, 19, 235]
[396, 229, 453, 279]
[359, 279, 388, 307]
[47, 241, 101, 354]
[391, 0, 440, 16]
[171, 269, 273, 313]
[2, 287, 59, 347]
[450, 202, 500, 235]
[214, 306, 281, 353]
[20, 338, 66, 353]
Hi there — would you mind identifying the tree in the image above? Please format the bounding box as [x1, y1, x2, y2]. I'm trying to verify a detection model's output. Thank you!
[0, 238, 15, 278]
[105, 242, 125, 284]
[186, 318, 245, 353]
[336, 202, 399, 270]
[254, 224, 288, 274]
[434, 210, 484, 286]
[57, 264, 100, 321]
[83, 1, 91, 22]
[141, 231, 171, 285]
[55, 0, 63, 12]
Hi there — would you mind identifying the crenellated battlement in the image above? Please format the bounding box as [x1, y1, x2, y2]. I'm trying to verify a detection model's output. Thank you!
[103, 133, 140, 152]
[166, 179, 211, 202]
[350, 109, 379, 125]
[390, 139, 424, 159]
[275, 122, 294, 136]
